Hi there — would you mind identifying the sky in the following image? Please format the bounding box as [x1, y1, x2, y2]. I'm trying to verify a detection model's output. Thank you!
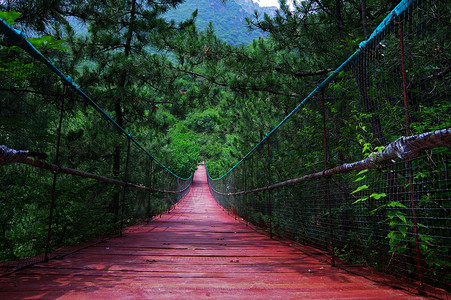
[257, 0, 299, 10]
[0, 0, 283, 9]
[256, 0, 280, 8]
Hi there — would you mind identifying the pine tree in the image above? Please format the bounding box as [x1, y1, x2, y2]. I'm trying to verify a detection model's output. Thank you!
[64, 0, 193, 218]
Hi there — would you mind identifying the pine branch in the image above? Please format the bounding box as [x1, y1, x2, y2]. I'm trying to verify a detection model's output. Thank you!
[292, 68, 335, 77]
[174, 68, 299, 98]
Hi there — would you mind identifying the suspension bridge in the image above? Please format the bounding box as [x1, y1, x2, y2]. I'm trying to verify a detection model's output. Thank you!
[0, 165, 434, 298]
[0, 0, 450, 298]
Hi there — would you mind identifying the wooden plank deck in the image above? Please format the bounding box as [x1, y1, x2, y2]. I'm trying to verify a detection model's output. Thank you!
[0, 165, 427, 299]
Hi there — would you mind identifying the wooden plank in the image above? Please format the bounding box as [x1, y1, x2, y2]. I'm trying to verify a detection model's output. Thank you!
[0, 165, 427, 299]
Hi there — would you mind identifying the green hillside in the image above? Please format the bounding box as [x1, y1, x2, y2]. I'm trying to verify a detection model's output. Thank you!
[164, 0, 274, 45]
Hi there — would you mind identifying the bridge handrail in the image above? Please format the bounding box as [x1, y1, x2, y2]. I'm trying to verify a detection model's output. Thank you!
[0, 145, 192, 194]
[207, 128, 451, 196]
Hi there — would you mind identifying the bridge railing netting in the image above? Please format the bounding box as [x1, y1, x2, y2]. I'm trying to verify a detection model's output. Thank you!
[208, 0, 450, 295]
[0, 18, 192, 275]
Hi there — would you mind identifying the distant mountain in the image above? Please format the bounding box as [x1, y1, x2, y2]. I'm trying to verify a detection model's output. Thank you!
[234, 0, 277, 17]
[164, 0, 277, 46]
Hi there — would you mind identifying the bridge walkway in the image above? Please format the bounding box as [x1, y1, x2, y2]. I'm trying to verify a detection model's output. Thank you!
[0, 165, 424, 299]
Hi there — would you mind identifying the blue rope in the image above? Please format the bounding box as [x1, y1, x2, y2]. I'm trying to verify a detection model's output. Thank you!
[0, 18, 191, 181]
[207, 0, 420, 181]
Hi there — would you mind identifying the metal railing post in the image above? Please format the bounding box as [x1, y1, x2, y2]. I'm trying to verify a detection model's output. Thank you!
[146, 158, 153, 224]
[251, 154, 255, 216]
[120, 135, 132, 237]
[44, 88, 66, 262]
[322, 90, 335, 266]
[399, 21, 410, 137]
[399, 20, 423, 287]
[233, 166, 237, 219]
[162, 170, 167, 213]
[267, 137, 272, 239]
[244, 159, 248, 222]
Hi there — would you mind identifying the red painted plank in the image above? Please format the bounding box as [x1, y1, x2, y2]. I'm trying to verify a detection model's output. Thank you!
[0, 165, 428, 299]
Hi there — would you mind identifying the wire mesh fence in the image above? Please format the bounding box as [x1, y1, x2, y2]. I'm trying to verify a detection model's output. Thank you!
[208, 0, 450, 295]
[0, 19, 192, 276]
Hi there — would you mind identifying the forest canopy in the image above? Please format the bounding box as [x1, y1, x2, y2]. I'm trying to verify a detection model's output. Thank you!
[1, 0, 449, 178]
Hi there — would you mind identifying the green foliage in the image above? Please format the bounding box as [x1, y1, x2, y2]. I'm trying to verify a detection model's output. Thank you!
[185, 109, 217, 134]
[28, 36, 68, 51]
[0, 11, 21, 25]
[165, 124, 202, 177]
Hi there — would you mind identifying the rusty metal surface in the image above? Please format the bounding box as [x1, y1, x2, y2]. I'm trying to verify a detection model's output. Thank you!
[0, 166, 430, 299]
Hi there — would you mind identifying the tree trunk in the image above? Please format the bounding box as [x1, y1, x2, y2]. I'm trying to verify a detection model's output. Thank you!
[335, 0, 350, 55]
[361, 0, 369, 39]
[334, 0, 386, 146]
[112, 0, 137, 221]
